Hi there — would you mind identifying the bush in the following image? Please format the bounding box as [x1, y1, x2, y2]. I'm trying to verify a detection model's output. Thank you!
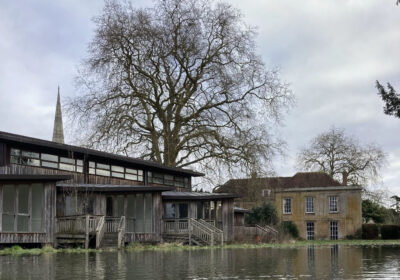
[282, 221, 299, 238]
[381, 225, 400, 239]
[245, 202, 279, 226]
[362, 224, 380, 239]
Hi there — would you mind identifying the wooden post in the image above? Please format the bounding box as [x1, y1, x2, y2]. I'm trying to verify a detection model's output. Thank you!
[85, 215, 89, 249]
[211, 232, 214, 246]
[188, 219, 191, 245]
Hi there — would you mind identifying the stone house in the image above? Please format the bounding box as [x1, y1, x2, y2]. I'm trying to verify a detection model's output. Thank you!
[216, 172, 362, 240]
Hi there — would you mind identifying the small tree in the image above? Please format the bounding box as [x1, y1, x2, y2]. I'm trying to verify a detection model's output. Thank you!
[362, 199, 388, 224]
[297, 127, 386, 186]
[376, 81, 400, 119]
[245, 202, 278, 226]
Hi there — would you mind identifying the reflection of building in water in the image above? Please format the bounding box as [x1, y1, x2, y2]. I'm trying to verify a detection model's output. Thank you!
[330, 245, 339, 278]
[307, 245, 315, 274]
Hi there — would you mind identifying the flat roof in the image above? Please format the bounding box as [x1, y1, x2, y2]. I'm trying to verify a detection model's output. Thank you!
[162, 191, 239, 200]
[56, 183, 174, 192]
[0, 174, 72, 182]
[0, 131, 203, 177]
[234, 206, 253, 214]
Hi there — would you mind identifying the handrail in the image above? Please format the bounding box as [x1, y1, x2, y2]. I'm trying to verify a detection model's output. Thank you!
[117, 216, 126, 249]
[96, 216, 105, 249]
[189, 218, 213, 245]
[255, 224, 279, 241]
[198, 219, 223, 233]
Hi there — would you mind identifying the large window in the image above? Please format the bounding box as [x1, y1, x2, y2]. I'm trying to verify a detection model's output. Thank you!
[89, 161, 144, 182]
[306, 222, 315, 240]
[164, 203, 189, 219]
[329, 196, 338, 213]
[330, 221, 338, 240]
[10, 148, 83, 173]
[148, 172, 190, 188]
[1, 184, 44, 232]
[125, 193, 153, 233]
[305, 197, 314, 213]
[283, 198, 292, 214]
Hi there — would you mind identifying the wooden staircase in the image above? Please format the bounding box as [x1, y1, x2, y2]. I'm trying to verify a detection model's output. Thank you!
[56, 215, 126, 249]
[162, 218, 224, 246]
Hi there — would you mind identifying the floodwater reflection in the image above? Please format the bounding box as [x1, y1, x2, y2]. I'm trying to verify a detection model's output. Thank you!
[0, 245, 399, 279]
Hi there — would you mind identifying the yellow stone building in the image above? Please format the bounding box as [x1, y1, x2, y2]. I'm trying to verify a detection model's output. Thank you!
[216, 172, 362, 240]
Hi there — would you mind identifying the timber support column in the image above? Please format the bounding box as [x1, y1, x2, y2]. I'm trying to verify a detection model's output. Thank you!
[221, 199, 234, 242]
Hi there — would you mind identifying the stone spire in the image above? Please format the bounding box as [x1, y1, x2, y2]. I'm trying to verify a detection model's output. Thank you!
[52, 86, 65, 144]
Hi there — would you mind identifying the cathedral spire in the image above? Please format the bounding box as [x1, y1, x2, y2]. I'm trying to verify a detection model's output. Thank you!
[52, 86, 65, 144]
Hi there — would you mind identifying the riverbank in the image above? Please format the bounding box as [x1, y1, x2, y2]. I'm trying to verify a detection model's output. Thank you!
[1, 239, 400, 255]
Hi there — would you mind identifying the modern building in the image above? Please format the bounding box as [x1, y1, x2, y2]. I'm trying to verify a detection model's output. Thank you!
[216, 172, 362, 240]
[0, 90, 236, 248]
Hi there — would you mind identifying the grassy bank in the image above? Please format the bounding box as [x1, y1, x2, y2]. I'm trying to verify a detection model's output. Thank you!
[2, 239, 400, 255]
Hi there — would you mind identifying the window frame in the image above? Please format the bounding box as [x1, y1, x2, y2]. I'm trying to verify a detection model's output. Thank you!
[330, 220, 339, 240]
[305, 196, 314, 214]
[283, 198, 292, 214]
[306, 221, 315, 240]
[329, 196, 339, 213]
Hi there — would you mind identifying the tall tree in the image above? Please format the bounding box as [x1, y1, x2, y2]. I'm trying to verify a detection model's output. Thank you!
[376, 81, 400, 119]
[296, 127, 386, 186]
[67, 0, 292, 177]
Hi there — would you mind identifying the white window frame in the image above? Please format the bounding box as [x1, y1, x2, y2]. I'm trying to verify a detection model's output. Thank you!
[283, 198, 292, 214]
[305, 197, 314, 213]
[329, 196, 339, 213]
[330, 220, 338, 240]
[306, 221, 315, 240]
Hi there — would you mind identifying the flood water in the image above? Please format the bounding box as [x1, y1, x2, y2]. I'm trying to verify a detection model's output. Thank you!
[0, 245, 400, 279]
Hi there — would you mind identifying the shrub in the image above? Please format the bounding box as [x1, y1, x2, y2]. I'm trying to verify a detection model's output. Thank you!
[245, 202, 279, 226]
[362, 224, 380, 239]
[381, 225, 400, 239]
[282, 221, 299, 238]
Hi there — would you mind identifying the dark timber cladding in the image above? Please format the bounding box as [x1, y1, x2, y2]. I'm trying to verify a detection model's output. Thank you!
[0, 130, 239, 247]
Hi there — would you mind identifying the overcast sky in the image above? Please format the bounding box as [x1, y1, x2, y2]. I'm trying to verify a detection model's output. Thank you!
[0, 0, 399, 194]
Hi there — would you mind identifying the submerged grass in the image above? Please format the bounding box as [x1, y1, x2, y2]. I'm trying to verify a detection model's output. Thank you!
[1, 239, 400, 255]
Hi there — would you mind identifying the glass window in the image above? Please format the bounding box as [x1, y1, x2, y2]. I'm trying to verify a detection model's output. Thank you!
[283, 198, 292, 214]
[135, 194, 144, 232]
[31, 184, 43, 232]
[197, 202, 203, 219]
[76, 166, 83, 173]
[89, 161, 95, 168]
[41, 153, 58, 162]
[112, 172, 124, 178]
[26, 158, 40, 167]
[97, 163, 110, 170]
[42, 161, 58, 169]
[306, 222, 315, 240]
[165, 203, 176, 219]
[60, 157, 75, 164]
[306, 197, 314, 213]
[2, 214, 14, 232]
[144, 194, 153, 232]
[3, 185, 15, 213]
[96, 169, 110, 177]
[164, 175, 174, 186]
[76, 160, 83, 166]
[126, 168, 138, 174]
[17, 216, 29, 232]
[59, 163, 75, 172]
[117, 195, 125, 217]
[126, 195, 136, 232]
[89, 168, 96, 175]
[112, 165, 124, 172]
[125, 173, 138, 181]
[178, 203, 188, 219]
[329, 196, 338, 212]
[22, 151, 39, 159]
[18, 185, 29, 214]
[330, 221, 338, 240]
[10, 148, 20, 156]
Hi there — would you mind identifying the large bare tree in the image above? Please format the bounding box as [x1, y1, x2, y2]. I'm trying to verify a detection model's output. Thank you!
[67, 0, 292, 177]
[296, 127, 386, 186]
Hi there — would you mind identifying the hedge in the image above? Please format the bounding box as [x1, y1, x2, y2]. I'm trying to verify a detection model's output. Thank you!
[362, 224, 379, 239]
[381, 225, 400, 239]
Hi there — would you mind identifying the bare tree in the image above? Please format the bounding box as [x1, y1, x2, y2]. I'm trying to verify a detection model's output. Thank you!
[296, 127, 386, 186]
[67, 0, 292, 178]
[376, 81, 400, 119]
